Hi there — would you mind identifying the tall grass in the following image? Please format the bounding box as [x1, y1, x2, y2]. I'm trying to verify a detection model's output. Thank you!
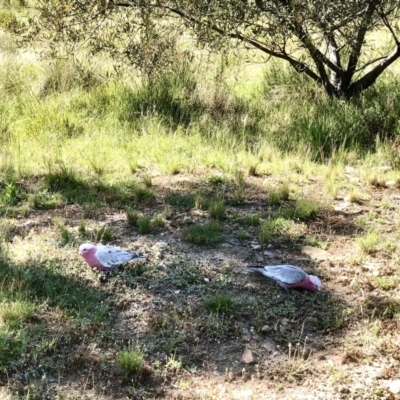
[0, 43, 400, 184]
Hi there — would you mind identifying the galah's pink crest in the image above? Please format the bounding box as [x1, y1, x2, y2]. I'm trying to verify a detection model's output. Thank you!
[247, 264, 322, 292]
[79, 243, 146, 272]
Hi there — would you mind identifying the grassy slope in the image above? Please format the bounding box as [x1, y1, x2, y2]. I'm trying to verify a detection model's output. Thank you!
[0, 24, 399, 399]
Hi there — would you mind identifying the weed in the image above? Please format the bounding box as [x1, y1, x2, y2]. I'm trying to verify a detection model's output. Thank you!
[152, 214, 164, 227]
[78, 220, 87, 237]
[194, 190, 210, 210]
[27, 193, 40, 209]
[137, 216, 152, 234]
[95, 226, 113, 242]
[165, 354, 182, 374]
[59, 226, 74, 246]
[141, 174, 153, 188]
[259, 217, 291, 244]
[207, 174, 226, 186]
[2, 181, 18, 205]
[279, 198, 320, 220]
[356, 232, 379, 254]
[162, 204, 173, 219]
[268, 183, 290, 205]
[373, 276, 397, 290]
[248, 165, 258, 176]
[166, 192, 194, 210]
[237, 230, 248, 240]
[126, 209, 139, 226]
[0, 301, 35, 328]
[204, 294, 236, 315]
[182, 222, 223, 245]
[209, 197, 226, 220]
[133, 186, 155, 203]
[116, 350, 144, 378]
[44, 162, 80, 192]
[241, 214, 260, 226]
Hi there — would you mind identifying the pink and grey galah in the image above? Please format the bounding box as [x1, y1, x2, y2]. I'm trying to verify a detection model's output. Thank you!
[78, 243, 146, 272]
[247, 264, 322, 292]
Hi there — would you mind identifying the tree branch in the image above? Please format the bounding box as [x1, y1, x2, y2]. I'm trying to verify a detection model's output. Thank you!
[347, 45, 400, 96]
[163, 5, 323, 84]
[345, 2, 376, 80]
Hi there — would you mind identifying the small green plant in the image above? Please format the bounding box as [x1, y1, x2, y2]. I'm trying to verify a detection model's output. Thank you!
[116, 350, 144, 378]
[182, 222, 223, 245]
[96, 226, 113, 242]
[194, 190, 210, 210]
[209, 197, 226, 220]
[259, 217, 290, 244]
[166, 193, 195, 210]
[44, 162, 80, 192]
[141, 174, 153, 188]
[126, 209, 139, 226]
[60, 226, 74, 246]
[242, 214, 260, 226]
[373, 276, 397, 290]
[133, 186, 155, 203]
[152, 214, 164, 227]
[268, 184, 289, 205]
[27, 193, 40, 209]
[0, 301, 35, 328]
[204, 294, 236, 315]
[248, 164, 258, 176]
[356, 232, 379, 254]
[165, 353, 182, 374]
[78, 220, 87, 237]
[237, 230, 248, 240]
[3, 181, 18, 205]
[279, 198, 319, 220]
[162, 204, 173, 219]
[137, 216, 151, 234]
[207, 174, 226, 186]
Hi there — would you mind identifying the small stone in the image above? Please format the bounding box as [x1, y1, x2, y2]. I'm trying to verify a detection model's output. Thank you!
[334, 203, 349, 211]
[251, 244, 262, 250]
[183, 216, 192, 224]
[227, 371, 235, 382]
[263, 251, 275, 258]
[225, 236, 240, 246]
[302, 245, 335, 261]
[261, 325, 271, 333]
[157, 241, 168, 247]
[385, 180, 396, 188]
[388, 380, 400, 394]
[345, 166, 355, 173]
[204, 278, 210, 283]
[241, 349, 255, 364]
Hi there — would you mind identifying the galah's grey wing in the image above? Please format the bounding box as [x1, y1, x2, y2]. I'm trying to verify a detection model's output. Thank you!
[263, 265, 307, 284]
[96, 246, 138, 267]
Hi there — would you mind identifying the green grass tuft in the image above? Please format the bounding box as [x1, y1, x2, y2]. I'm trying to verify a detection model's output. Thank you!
[95, 226, 113, 242]
[126, 209, 139, 226]
[204, 294, 236, 315]
[259, 217, 291, 244]
[209, 197, 226, 220]
[116, 350, 144, 378]
[137, 216, 152, 234]
[182, 222, 223, 245]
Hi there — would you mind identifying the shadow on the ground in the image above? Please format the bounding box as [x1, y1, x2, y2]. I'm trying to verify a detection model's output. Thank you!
[0, 175, 383, 399]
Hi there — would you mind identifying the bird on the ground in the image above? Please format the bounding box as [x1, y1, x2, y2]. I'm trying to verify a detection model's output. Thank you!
[78, 243, 146, 272]
[247, 264, 322, 292]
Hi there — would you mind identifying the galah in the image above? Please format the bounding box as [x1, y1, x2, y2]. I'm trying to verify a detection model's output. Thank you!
[78, 243, 146, 272]
[247, 264, 322, 292]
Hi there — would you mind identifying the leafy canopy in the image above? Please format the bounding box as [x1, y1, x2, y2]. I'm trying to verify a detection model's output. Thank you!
[25, 1, 400, 98]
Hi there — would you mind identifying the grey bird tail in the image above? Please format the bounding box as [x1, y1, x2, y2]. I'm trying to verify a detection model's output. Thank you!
[247, 266, 265, 274]
[131, 253, 146, 262]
